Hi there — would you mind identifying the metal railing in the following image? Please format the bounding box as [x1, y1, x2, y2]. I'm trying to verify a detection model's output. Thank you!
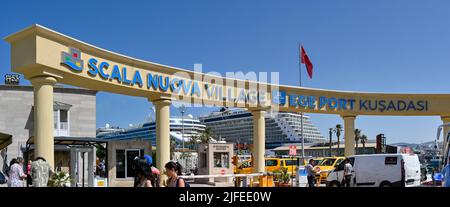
[178, 173, 268, 187]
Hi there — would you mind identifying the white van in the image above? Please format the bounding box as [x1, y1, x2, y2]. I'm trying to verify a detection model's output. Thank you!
[326, 154, 421, 187]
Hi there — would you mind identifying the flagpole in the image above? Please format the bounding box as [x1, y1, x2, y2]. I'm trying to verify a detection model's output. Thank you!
[298, 42, 305, 161]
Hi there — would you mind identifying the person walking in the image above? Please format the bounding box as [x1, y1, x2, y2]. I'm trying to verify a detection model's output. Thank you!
[143, 154, 160, 186]
[305, 159, 316, 187]
[26, 160, 32, 187]
[165, 161, 188, 187]
[98, 160, 106, 177]
[7, 157, 26, 187]
[342, 158, 353, 187]
[133, 157, 153, 187]
[442, 157, 450, 187]
[31, 157, 53, 187]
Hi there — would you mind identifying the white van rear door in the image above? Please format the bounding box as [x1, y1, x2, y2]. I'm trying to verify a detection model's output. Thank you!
[403, 155, 421, 186]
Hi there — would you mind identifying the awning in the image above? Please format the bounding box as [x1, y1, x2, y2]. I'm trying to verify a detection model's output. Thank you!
[26, 136, 108, 148]
[0, 132, 12, 150]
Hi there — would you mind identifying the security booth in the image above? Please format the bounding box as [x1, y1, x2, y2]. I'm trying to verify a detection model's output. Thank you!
[25, 136, 107, 187]
[106, 139, 152, 187]
[197, 142, 234, 186]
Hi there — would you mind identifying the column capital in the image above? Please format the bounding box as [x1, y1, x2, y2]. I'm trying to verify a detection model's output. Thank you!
[248, 106, 271, 113]
[441, 116, 450, 123]
[341, 114, 357, 119]
[30, 76, 57, 86]
[148, 95, 173, 106]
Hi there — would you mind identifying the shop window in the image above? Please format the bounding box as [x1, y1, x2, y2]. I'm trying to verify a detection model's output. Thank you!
[116, 150, 125, 178]
[213, 152, 229, 168]
[116, 149, 143, 178]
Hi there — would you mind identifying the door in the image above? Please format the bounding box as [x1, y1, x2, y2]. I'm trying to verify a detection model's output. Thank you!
[125, 149, 141, 178]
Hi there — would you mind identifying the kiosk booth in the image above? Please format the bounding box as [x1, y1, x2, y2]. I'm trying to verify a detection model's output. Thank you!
[197, 143, 234, 186]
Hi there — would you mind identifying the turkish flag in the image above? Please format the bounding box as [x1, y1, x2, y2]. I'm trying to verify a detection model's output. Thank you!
[301, 46, 313, 79]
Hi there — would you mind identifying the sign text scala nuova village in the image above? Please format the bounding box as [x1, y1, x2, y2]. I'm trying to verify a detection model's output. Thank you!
[62, 47, 429, 114]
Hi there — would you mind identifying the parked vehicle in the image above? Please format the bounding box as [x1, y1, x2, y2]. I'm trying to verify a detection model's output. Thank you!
[235, 158, 282, 174]
[315, 157, 345, 183]
[280, 158, 307, 177]
[326, 154, 421, 187]
[235, 157, 308, 175]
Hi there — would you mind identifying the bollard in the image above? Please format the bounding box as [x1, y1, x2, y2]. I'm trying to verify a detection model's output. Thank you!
[259, 173, 274, 187]
[242, 176, 248, 187]
[259, 175, 267, 187]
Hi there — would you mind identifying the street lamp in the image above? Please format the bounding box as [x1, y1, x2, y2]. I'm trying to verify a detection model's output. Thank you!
[188, 114, 194, 148]
[179, 105, 186, 152]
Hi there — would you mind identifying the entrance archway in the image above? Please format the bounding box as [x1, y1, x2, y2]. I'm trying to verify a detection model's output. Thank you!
[5, 24, 450, 173]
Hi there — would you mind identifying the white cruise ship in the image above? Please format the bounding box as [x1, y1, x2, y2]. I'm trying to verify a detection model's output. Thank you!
[97, 117, 206, 146]
[199, 109, 325, 149]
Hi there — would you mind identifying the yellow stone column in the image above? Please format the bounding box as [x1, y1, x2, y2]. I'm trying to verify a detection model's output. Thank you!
[251, 109, 266, 173]
[31, 76, 57, 167]
[342, 115, 356, 157]
[151, 98, 172, 171]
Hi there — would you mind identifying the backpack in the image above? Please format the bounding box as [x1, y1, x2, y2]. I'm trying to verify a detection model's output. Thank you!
[176, 178, 190, 187]
[0, 171, 7, 184]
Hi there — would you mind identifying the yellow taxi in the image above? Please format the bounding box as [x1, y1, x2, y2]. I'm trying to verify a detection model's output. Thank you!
[311, 157, 325, 166]
[235, 157, 309, 175]
[235, 158, 283, 174]
[235, 159, 252, 174]
[280, 158, 307, 177]
[314, 157, 345, 183]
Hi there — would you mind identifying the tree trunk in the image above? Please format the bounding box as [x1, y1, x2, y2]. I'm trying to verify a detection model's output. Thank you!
[362, 143, 366, 154]
[356, 140, 359, 155]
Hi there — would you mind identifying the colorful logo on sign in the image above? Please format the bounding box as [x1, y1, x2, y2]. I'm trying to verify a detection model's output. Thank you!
[61, 48, 83, 72]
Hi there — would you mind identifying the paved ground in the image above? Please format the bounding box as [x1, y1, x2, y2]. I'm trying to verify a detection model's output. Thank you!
[189, 183, 215, 187]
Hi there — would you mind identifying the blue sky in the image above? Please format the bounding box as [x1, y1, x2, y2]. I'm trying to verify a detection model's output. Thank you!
[1, 0, 449, 144]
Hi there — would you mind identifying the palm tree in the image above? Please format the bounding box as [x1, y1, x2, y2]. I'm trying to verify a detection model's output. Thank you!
[189, 127, 214, 145]
[200, 127, 214, 143]
[360, 134, 368, 154]
[334, 124, 343, 156]
[328, 128, 333, 156]
[354, 129, 361, 155]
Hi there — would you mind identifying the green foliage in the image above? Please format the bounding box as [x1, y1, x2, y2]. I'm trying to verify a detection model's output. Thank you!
[274, 167, 290, 184]
[47, 171, 73, 187]
[188, 127, 215, 146]
[96, 145, 106, 160]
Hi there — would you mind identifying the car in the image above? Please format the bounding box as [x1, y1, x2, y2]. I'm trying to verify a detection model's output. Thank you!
[315, 157, 345, 183]
[311, 157, 325, 166]
[326, 154, 421, 187]
[235, 157, 310, 175]
[280, 158, 308, 177]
